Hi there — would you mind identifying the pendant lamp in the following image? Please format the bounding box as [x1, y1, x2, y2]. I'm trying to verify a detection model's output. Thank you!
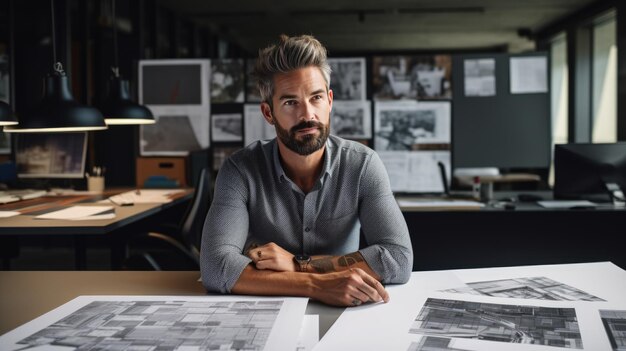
[0, 101, 18, 126]
[5, 0, 107, 133]
[101, 0, 154, 125]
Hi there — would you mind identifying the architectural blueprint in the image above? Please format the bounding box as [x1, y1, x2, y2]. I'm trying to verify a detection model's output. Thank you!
[0, 295, 307, 351]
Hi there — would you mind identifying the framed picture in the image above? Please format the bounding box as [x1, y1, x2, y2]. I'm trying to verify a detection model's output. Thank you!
[211, 113, 243, 142]
[374, 101, 450, 151]
[328, 58, 366, 101]
[245, 59, 262, 103]
[372, 55, 452, 100]
[331, 100, 371, 139]
[211, 59, 244, 103]
[139, 59, 210, 156]
[15, 133, 87, 179]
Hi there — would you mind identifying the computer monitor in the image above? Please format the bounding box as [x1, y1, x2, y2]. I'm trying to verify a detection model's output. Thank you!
[554, 143, 626, 202]
[15, 133, 87, 179]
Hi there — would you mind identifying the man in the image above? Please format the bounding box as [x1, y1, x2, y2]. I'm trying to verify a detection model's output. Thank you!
[200, 34, 412, 307]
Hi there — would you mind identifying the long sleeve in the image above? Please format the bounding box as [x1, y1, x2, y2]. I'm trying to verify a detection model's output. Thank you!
[357, 152, 413, 284]
[200, 158, 252, 293]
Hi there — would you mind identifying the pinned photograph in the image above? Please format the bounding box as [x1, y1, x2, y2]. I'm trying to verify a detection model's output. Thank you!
[464, 58, 496, 97]
[331, 100, 371, 139]
[328, 58, 366, 101]
[212, 113, 243, 142]
[374, 101, 450, 151]
[372, 55, 452, 100]
[211, 59, 245, 103]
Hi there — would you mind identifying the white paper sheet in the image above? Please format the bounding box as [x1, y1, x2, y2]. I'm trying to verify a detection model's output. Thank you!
[0, 211, 20, 218]
[378, 151, 450, 193]
[295, 315, 319, 351]
[316, 262, 626, 351]
[510, 56, 548, 94]
[108, 189, 185, 205]
[537, 200, 597, 209]
[0, 295, 308, 351]
[35, 206, 113, 220]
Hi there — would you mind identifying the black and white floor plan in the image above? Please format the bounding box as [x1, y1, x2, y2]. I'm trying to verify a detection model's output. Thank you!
[410, 298, 583, 349]
[16, 299, 284, 350]
[440, 276, 604, 301]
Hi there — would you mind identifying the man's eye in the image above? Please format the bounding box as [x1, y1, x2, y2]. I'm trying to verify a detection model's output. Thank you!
[284, 100, 297, 106]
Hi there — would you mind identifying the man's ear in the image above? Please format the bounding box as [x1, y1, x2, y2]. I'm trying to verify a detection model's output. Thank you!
[328, 89, 334, 112]
[260, 102, 274, 125]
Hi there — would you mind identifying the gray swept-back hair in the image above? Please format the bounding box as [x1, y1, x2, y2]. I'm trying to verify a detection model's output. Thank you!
[254, 34, 331, 108]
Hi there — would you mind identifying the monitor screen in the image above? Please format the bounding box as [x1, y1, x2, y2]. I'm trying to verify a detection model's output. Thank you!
[554, 143, 626, 201]
[15, 133, 87, 179]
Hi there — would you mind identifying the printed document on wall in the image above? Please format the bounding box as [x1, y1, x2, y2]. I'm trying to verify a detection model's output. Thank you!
[510, 56, 548, 94]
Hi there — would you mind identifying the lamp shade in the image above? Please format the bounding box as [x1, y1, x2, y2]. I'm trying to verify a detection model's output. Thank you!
[0, 100, 18, 126]
[102, 77, 155, 125]
[4, 75, 107, 133]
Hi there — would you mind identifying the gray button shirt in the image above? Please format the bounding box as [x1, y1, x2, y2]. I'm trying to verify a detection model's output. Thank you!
[200, 135, 413, 293]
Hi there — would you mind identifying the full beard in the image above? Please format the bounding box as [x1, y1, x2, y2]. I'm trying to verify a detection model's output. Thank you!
[275, 119, 330, 156]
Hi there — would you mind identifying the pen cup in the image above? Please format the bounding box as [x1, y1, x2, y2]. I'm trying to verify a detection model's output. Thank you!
[87, 176, 105, 193]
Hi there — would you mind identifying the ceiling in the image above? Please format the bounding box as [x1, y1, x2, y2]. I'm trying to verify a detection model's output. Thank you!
[158, 0, 599, 54]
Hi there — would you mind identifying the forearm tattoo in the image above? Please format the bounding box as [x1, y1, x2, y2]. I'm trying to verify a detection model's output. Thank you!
[310, 252, 364, 273]
[310, 258, 334, 273]
[338, 252, 364, 267]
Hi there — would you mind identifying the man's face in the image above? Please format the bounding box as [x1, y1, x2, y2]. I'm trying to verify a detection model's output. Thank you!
[261, 66, 333, 156]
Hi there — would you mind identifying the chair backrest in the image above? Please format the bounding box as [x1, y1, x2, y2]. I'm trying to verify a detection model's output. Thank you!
[179, 167, 212, 256]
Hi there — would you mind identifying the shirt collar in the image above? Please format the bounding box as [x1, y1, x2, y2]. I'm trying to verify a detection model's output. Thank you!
[272, 137, 335, 183]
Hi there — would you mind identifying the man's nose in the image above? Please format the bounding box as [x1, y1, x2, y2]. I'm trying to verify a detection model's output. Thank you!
[299, 101, 317, 121]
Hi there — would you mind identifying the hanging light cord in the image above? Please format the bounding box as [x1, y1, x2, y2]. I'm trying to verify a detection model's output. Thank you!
[111, 0, 119, 78]
[50, 0, 65, 76]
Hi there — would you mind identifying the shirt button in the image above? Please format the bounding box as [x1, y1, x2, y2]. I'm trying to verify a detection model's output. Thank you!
[305, 227, 310, 232]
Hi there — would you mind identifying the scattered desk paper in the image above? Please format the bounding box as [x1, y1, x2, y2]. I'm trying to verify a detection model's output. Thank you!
[0, 295, 308, 351]
[108, 189, 185, 205]
[0, 211, 20, 218]
[35, 206, 113, 220]
[537, 200, 597, 209]
[316, 262, 626, 351]
[296, 315, 319, 351]
[397, 199, 484, 210]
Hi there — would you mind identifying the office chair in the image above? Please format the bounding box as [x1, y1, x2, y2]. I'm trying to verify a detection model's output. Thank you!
[123, 167, 212, 270]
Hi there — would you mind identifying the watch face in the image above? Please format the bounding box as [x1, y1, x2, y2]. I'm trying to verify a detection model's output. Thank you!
[295, 255, 311, 262]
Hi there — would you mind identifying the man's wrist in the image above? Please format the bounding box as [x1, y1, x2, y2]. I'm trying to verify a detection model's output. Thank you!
[293, 254, 311, 272]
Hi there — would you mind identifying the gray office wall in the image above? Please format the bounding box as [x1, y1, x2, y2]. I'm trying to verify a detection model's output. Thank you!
[452, 53, 551, 169]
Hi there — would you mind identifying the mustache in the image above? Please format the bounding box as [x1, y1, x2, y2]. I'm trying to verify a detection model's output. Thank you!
[290, 120, 323, 133]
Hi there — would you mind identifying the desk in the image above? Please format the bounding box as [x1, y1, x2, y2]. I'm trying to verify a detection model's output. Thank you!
[0, 190, 193, 269]
[0, 271, 343, 338]
[2, 264, 623, 350]
[398, 192, 626, 271]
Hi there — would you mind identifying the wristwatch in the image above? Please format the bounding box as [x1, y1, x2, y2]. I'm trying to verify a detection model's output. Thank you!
[293, 254, 311, 272]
